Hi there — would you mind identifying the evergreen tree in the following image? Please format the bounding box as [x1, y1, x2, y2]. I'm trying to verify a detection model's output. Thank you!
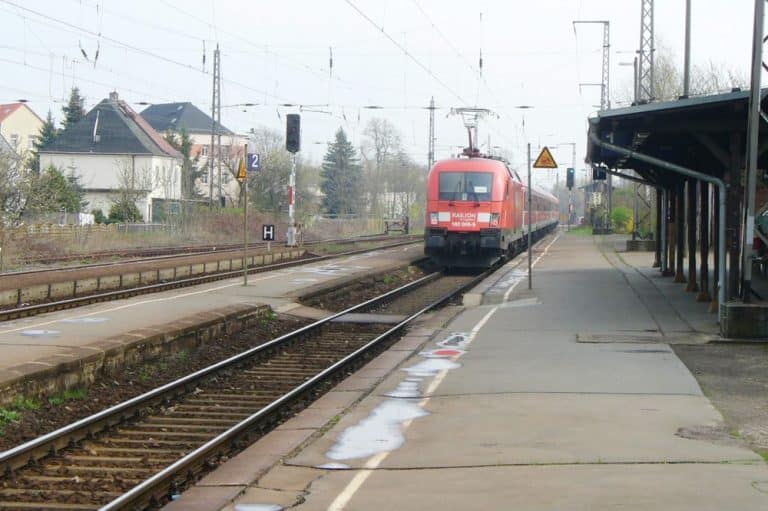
[23, 166, 87, 215]
[164, 129, 203, 199]
[61, 87, 86, 130]
[320, 128, 362, 215]
[28, 110, 58, 172]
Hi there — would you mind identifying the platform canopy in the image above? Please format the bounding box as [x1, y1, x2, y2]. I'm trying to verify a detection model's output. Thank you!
[586, 88, 768, 186]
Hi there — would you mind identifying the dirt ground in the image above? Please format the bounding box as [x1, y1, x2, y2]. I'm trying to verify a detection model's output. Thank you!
[673, 343, 768, 461]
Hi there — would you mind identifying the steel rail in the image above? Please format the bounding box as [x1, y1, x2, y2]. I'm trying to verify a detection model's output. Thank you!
[0, 239, 422, 321]
[0, 269, 442, 473]
[100, 267, 490, 510]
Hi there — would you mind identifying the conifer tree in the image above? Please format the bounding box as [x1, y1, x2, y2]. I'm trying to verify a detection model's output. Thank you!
[320, 128, 362, 215]
[28, 110, 58, 172]
[61, 87, 86, 130]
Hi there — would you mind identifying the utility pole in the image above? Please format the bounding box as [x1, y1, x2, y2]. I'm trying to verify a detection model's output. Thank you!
[742, 0, 764, 302]
[574, 20, 611, 229]
[216, 46, 223, 207]
[427, 96, 435, 168]
[208, 44, 221, 207]
[638, 0, 655, 102]
[527, 143, 532, 290]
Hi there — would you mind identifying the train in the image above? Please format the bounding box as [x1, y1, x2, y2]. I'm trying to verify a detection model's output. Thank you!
[424, 153, 559, 268]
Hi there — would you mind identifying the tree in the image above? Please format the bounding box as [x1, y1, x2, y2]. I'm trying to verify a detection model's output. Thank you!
[23, 165, 87, 216]
[0, 150, 24, 224]
[111, 159, 153, 223]
[321, 128, 362, 215]
[164, 129, 202, 199]
[61, 87, 86, 130]
[28, 110, 58, 172]
[361, 118, 401, 215]
[617, 41, 747, 104]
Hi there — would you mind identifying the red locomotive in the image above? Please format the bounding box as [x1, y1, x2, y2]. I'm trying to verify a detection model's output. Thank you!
[424, 155, 559, 268]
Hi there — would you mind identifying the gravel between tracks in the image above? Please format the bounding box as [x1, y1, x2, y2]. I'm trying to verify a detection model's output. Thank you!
[0, 263, 430, 451]
[0, 313, 309, 451]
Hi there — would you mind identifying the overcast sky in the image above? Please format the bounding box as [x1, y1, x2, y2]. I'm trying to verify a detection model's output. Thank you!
[0, 0, 760, 188]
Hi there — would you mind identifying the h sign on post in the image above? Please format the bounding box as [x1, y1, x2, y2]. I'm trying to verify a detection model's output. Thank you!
[262, 224, 275, 241]
[247, 153, 260, 172]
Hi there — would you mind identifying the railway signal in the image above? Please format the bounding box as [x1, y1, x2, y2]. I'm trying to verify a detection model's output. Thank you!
[286, 114, 301, 153]
[567, 167, 575, 189]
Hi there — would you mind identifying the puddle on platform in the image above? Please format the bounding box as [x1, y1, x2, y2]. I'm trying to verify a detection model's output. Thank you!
[61, 317, 109, 324]
[316, 462, 350, 470]
[235, 505, 283, 511]
[437, 332, 469, 348]
[384, 379, 422, 398]
[402, 358, 460, 378]
[325, 399, 428, 461]
[499, 297, 541, 308]
[20, 329, 60, 337]
[492, 269, 527, 292]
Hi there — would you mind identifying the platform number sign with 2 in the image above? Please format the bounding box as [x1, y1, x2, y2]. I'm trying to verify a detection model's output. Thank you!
[262, 224, 275, 242]
[247, 153, 260, 172]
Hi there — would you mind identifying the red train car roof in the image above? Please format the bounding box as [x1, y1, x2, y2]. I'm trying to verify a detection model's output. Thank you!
[431, 157, 558, 204]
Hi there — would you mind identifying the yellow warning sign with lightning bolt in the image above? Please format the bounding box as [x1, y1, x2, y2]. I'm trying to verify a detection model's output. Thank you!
[533, 146, 558, 169]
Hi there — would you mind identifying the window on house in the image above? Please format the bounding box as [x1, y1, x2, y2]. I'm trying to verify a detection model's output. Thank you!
[201, 172, 208, 184]
[9, 134, 19, 148]
[201, 146, 209, 157]
[223, 172, 230, 184]
[27, 136, 36, 150]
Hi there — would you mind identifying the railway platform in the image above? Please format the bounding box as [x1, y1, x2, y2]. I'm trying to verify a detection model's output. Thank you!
[176, 230, 768, 511]
[0, 244, 423, 403]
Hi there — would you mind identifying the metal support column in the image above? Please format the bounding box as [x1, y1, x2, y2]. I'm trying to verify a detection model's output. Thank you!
[741, 0, 765, 301]
[675, 183, 686, 283]
[666, 187, 676, 276]
[686, 179, 699, 292]
[711, 187, 721, 312]
[698, 181, 711, 301]
[661, 188, 669, 274]
[653, 187, 662, 267]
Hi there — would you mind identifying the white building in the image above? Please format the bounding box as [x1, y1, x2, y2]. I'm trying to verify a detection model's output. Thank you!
[40, 92, 182, 222]
[140, 102, 247, 206]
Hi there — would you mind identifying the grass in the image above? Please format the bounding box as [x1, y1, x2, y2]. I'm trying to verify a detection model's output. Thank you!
[382, 275, 396, 285]
[138, 361, 169, 382]
[568, 225, 593, 236]
[260, 310, 277, 325]
[48, 388, 87, 406]
[758, 449, 768, 463]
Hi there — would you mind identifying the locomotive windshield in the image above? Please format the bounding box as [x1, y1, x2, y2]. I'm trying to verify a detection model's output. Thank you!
[438, 172, 493, 201]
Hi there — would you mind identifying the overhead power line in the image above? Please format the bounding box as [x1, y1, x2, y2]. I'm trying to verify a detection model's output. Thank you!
[0, 0, 289, 102]
[343, 0, 469, 105]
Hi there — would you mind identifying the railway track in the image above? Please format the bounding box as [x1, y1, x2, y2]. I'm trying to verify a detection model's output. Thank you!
[0, 269, 487, 510]
[0, 238, 421, 322]
[4, 234, 418, 277]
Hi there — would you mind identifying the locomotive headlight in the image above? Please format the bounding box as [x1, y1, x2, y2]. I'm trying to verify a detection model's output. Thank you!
[490, 213, 500, 226]
[430, 212, 438, 225]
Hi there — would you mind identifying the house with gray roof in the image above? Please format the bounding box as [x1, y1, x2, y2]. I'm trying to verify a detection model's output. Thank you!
[141, 102, 245, 206]
[40, 91, 182, 222]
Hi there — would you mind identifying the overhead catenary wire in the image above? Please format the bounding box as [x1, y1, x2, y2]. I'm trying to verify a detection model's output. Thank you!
[0, 0, 291, 103]
[343, 0, 469, 106]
